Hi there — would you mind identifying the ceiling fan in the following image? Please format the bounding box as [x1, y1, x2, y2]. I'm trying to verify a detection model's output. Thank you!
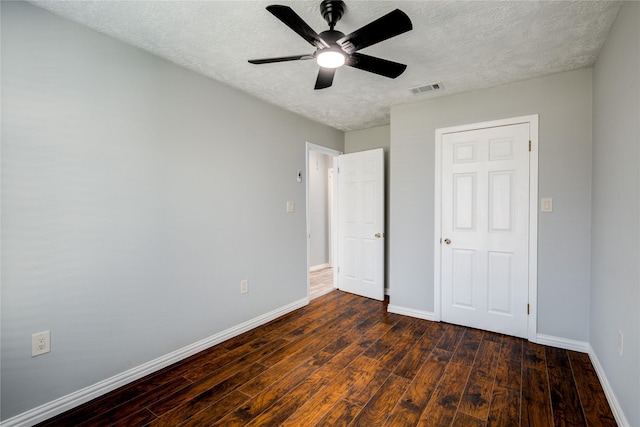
[248, 0, 412, 90]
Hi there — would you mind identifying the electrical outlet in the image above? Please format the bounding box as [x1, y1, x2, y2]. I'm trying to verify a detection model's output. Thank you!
[618, 330, 623, 356]
[241, 279, 248, 294]
[32, 331, 51, 357]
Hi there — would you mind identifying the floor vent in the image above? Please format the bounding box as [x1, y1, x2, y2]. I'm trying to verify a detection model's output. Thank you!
[410, 82, 443, 94]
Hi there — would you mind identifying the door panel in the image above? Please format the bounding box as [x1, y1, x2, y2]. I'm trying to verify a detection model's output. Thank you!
[487, 251, 513, 314]
[441, 123, 529, 338]
[454, 173, 476, 230]
[452, 249, 476, 308]
[337, 148, 384, 301]
[489, 172, 514, 231]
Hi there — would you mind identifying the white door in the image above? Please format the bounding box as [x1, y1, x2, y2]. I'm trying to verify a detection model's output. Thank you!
[337, 149, 385, 300]
[441, 123, 530, 338]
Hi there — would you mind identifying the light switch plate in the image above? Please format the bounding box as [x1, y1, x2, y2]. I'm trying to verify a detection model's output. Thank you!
[541, 198, 553, 212]
[286, 201, 295, 213]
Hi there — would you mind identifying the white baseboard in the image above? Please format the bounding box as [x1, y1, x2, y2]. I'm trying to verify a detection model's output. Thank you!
[588, 346, 630, 427]
[535, 334, 590, 353]
[0, 297, 309, 427]
[309, 263, 330, 272]
[387, 304, 437, 321]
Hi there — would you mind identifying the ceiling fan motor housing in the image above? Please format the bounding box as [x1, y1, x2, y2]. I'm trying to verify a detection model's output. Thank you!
[318, 29, 345, 45]
[317, 29, 347, 65]
[320, 0, 345, 29]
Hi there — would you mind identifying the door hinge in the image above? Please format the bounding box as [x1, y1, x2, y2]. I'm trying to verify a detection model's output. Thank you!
[527, 303, 530, 315]
[337, 266, 340, 273]
[529, 140, 532, 152]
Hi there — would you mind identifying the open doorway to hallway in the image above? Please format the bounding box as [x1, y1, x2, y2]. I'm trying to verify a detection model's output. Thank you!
[307, 143, 340, 300]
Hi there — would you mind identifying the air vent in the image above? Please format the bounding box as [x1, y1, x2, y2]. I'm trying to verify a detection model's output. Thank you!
[410, 82, 443, 94]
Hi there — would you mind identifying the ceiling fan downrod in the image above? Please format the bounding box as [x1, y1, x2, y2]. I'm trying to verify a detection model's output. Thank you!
[320, 0, 345, 30]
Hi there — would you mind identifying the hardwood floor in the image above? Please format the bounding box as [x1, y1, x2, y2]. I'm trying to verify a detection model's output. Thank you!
[309, 267, 334, 300]
[37, 291, 616, 427]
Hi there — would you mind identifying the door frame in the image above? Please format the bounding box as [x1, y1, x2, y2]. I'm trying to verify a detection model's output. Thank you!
[306, 142, 342, 299]
[433, 115, 539, 341]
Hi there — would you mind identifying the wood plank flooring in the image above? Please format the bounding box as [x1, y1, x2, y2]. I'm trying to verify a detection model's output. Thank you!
[37, 291, 617, 427]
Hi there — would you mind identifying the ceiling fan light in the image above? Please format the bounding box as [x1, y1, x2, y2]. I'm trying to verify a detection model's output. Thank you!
[317, 50, 345, 68]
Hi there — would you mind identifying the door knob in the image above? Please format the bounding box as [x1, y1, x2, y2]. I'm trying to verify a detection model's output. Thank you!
[444, 238, 451, 245]
[375, 233, 384, 238]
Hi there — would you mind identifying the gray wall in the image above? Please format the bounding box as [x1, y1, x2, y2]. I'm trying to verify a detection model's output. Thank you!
[389, 69, 593, 342]
[0, 2, 343, 420]
[345, 125, 390, 289]
[308, 151, 332, 268]
[591, 2, 640, 425]
[345, 125, 390, 153]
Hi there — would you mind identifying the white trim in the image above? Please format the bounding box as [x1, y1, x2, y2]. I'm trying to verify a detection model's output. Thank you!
[433, 115, 539, 341]
[388, 304, 437, 322]
[0, 298, 308, 427]
[535, 334, 589, 353]
[588, 346, 630, 427]
[309, 263, 330, 272]
[434, 125, 442, 321]
[306, 142, 342, 301]
[327, 168, 334, 268]
[528, 115, 539, 340]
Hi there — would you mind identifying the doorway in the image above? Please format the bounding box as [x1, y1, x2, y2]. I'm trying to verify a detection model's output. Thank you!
[306, 144, 386, 302]
[434, 115, 539, 340]
[306, 143, 341, 300]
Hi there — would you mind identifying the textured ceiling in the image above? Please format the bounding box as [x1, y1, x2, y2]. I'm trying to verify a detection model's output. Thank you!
[30, 0, 622, 131]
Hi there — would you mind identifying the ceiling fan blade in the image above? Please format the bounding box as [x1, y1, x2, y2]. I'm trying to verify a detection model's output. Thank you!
[248, 54, 314, 64]
[267, 5, 329, 49]
[337, 9, 412, 53]
[315, 67, 336, 90]
[347, 53, 407, 79]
